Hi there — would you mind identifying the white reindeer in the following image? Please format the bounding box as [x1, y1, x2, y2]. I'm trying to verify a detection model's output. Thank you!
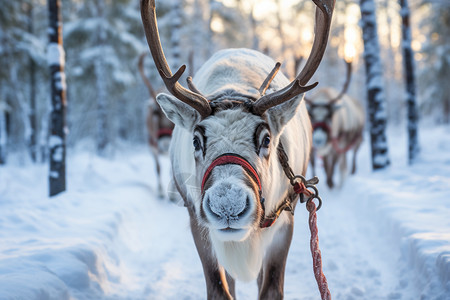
[306, 60, 365, 189]
[141, 0, 335, 298]
[138, 52, 174, 197]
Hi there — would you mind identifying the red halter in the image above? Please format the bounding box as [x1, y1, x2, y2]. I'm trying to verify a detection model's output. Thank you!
[157, 128, 173, 139]
[201, 153, 262, 195]
[312, 122, 331, 135]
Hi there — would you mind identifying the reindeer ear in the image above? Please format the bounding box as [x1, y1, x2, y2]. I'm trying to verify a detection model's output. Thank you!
[265, 96, 303, 134]
[156, 93, 201, 131]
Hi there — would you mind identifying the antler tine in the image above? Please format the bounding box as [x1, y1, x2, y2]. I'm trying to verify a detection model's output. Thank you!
[140, 0, 211, 118]
[331, 60, 352, 103]
[138, 52, 158, 100]
[187, 76, 203, 95]
[253, 0, 335, 115]
[259, 62, 281, 96]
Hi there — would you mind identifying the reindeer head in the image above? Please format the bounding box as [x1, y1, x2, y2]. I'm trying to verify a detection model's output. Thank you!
[141, 0, 334, 244]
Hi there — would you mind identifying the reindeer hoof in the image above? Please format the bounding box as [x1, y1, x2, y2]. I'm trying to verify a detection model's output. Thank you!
[327, 180, 334, 189]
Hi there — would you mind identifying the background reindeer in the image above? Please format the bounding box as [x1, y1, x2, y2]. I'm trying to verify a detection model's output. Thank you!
[141, 0, 334, 298]
[138, 52, 174, 198]
[306, 60, 365, 189]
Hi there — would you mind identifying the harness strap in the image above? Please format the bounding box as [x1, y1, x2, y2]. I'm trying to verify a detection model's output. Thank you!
[201, 153, 261, 195]
[312, 122, 331, 134]
[157, 128, 173, 139]
[331, 134, 360, 154]
[313, 121, 360, 155]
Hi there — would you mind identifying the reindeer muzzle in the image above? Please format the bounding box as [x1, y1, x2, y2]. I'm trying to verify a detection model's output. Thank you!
[201, 153, 263, 204]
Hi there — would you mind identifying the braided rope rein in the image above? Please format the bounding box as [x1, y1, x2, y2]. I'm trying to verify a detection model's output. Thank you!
[306, 198, 331, 300]
[277, 143, 331, 299]
[294, 180, 331, 300]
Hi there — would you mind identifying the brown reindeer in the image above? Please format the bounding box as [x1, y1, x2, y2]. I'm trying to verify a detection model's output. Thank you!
[138, 52, 174, 198]
[140, 0, 335, 298]
[306, 60, 365, 189]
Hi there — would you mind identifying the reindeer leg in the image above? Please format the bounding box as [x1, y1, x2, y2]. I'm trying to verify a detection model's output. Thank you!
[338, 153, 347, 188]
[258, 215, 294, 300]
[225, 272, 236, 299]
[152, 146, 164, 198]
[187, 208, 234, 300]
[310, 148, 316, 177]
[351, 137, 362, 175]
[323, 155, 333, 189]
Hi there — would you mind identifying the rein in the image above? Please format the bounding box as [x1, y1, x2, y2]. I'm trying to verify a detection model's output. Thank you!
[277, 142, 331, 300]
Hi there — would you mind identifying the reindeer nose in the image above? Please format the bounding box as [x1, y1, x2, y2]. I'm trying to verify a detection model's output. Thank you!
[204, 183, 250, 220]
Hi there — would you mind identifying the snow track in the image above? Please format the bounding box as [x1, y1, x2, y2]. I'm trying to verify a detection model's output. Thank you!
[0, 126, 449, 299]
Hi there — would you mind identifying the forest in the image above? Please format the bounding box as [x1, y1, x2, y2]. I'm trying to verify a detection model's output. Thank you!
[1, 0, 449, 170]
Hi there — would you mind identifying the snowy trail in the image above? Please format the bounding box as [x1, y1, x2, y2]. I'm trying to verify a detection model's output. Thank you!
[124, 170, 417, 300]
[101, 150, 419, 299]
[1, 126, 449, 299]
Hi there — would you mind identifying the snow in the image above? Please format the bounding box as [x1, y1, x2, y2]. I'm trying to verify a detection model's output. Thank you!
[47, 43, 65, 68]
[1, 125, 449, 299]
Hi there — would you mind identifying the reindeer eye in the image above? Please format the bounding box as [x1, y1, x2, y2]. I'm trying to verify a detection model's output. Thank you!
[193, 136, 201, 151]
[262, 135, 270, 148]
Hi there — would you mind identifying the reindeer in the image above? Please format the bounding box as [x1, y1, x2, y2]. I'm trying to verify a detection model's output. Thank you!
[305, 60, 365, 189]
[140, 0, 335, 298]
[138, 52, 174, 198]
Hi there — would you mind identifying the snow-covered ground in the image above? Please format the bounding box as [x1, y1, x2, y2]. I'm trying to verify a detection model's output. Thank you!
[0, 125, 449, 300]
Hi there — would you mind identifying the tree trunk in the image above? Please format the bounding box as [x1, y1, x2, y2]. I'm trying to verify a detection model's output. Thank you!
[249, 3, 259, 51]
[399, 0, 419, 164]
[95, 59, 108, 156]
[207, 0, 215, 57]
[276, 0, 286, 59]
[359, 0, 390, 170]
[95, 0, 108, 156]
[0, 109, 7, 165]
[171, 0, 183, 71]
[27, 1, 38, 162]
[48, 0, 67, 196]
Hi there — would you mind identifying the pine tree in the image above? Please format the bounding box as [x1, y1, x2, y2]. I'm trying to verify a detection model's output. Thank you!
[399, 0, 419, 163]
[48, 0, 67, 196]
[359, 0, 390, 170]
[63, 0, 145, 146]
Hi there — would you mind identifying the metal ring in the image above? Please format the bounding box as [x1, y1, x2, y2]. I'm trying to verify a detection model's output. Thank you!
[307, 196, 322, 211]
[306, 185, 319, 198]
[291, 174, 306, 186]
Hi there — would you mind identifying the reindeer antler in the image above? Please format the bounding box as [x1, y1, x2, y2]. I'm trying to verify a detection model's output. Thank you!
[140, 0, 211, 119]
[138, 52, 158, 100]
[252, 0, 336, 115]
[330, 60, 352, 103]
[141, 0, 335, 118]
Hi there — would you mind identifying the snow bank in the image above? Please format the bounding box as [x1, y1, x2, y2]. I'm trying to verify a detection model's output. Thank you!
[355, 126, 450, 298]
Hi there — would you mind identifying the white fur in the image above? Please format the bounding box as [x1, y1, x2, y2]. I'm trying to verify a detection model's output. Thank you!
[158, 48, 312, 281]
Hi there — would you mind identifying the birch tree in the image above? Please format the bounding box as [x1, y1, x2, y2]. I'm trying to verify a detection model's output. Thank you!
[399, 0, 419, 163]
[48, 0, 67, 196]
[359, 0, 390, 170]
